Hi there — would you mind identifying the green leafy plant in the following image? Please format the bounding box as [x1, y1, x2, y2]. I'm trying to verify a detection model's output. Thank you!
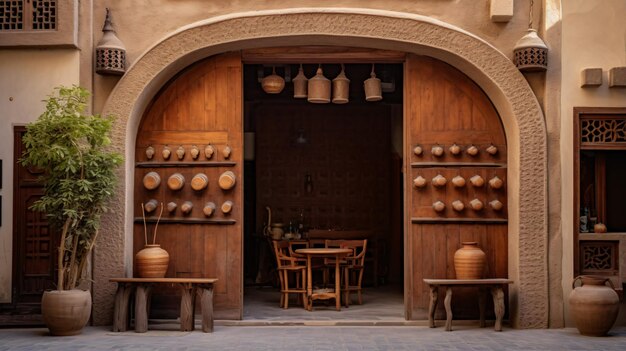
[20, 86, 123, 291]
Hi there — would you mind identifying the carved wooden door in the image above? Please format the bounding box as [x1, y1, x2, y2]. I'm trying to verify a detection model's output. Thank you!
[11, 126, 57, 310]
[135, 52, 243, 319]
[404, 55, 508, 319]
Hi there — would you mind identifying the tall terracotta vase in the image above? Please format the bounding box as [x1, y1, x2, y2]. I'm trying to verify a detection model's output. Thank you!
[454, 242, 486, 279]
[569, 275, 619, 336]
[41, 289, 91, 336]
[135, 244, 169, 278]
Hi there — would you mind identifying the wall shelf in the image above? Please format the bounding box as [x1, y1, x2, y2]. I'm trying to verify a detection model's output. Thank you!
[411, 162, 506, 168]
[134, 218, 236, 225]
[411, 217, 507, 224]
[136, 161, 237, 168]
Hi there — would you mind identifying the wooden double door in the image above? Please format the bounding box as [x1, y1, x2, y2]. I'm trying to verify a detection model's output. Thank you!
[133, 51, 508, 320]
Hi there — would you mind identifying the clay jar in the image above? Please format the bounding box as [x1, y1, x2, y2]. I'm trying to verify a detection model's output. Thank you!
[454, 242, 486, 279]
[431, 174, 447, 187]
[569, 275, 620, 336]
[413, 145, 423, 156]
[594, 223, 607, 233]
[42, 289, 91, 336]
[135, 244, 170, 278]
[413, 176, 427, 188]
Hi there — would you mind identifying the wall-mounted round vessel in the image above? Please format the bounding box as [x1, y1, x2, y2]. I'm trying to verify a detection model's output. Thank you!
[466, 145, 479, 156]
[167, 202, 177, 213]
[221, 201, 233, 214]
[143, 171, 161, 190]
[413, 145, 423, 156]
[145, 146, 155, 160]
[162, 146, 171, 160]
[181, 201, 193, 214]
[191, 173, 209, 191]
[219, 171, 236, 190]
[489, 176, 504, 189]
[167, 173, 185, 191]
[204, 144, 215, 159]
[470, 175, 485, 187]
[190, 145, 200, 159]
[452, 200, 465, 212]
[470, 198, 484, 211]
[413, 176, 427, 188]
[432, 174, 447, 187]
[449, 143, 461, 155]
[203, 202, 216, 217]
[486, 144, 498, 155]
[452, 176, 466, 188]
[431, 145, 444, 157]
[432, 201, 446, 212]
[489, 199, 504, 211]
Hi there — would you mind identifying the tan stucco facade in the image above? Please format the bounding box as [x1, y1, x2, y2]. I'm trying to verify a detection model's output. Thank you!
[0, 49, 80, 303]
[2, 0, 626, 330]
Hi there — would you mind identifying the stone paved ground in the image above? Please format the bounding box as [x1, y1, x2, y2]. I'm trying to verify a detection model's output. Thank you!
[0, 326, 625, 351]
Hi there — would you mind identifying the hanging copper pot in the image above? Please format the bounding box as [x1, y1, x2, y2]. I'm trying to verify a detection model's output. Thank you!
[308, 65, 331, 103]
[261, 67, 285, 94]
[293, 64, 308, 98]
[332, 64, 350, 104]
[364, 64, 382, 102]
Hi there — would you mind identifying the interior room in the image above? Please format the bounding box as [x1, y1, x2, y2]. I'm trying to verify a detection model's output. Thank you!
[242, 61, 405, 320]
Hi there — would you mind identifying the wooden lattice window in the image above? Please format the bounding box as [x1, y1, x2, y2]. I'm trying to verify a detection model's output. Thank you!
[0, 0, 55, 31]
[581, 117, 626, 146]
[0, 0, 23, 30]
[580, 241, 619, 275]
[31, 0, 55, 30]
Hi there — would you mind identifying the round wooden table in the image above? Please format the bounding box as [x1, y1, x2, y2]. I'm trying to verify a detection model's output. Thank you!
[295, 248, 352, 311]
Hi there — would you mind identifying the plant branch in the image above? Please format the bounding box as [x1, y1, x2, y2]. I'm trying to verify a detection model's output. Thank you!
[152, 202, 164, 245]
[142, 203, 148, 247]
[67, 232, 80, 289]
[57, 218, 72, 290]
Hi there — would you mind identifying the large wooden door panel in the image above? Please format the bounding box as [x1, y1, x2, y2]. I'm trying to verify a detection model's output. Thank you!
[405, 55, 508, 320]
[135, 52, 243, 319]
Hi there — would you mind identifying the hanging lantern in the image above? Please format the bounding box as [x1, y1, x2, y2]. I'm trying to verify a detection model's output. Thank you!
[293, 64, 308, 98]
[332, 64, 350, 104]
[513, 29, 548, 72]
[364, 64, 382, 102]
[261, 67, 285, 94]
[95, 8, 127, 75]
[307, 65, 331, 103]
[513, 0, 548, 72]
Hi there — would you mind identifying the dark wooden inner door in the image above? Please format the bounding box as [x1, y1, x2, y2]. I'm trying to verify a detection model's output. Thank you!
[404, 55, 508, 320]
[135, 52, 243, 319]
[6, 126, 57, 318]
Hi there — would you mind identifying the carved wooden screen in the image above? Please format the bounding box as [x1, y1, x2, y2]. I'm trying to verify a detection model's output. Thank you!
[12, 126, 57, 308]
[135, 53, 243, 319]
[404, 55, 508, 319]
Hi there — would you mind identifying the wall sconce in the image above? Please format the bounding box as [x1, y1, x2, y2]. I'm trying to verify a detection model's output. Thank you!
[95, 8, 127, 75]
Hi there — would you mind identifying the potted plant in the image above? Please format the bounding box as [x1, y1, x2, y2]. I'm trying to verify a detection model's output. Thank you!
[20, 86, 123, 335]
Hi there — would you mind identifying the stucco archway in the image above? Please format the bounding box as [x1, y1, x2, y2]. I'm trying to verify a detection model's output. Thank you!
[98, 8, 548, 328]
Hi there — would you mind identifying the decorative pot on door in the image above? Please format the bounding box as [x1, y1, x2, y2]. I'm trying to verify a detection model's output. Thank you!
[42, 289, 91, 336]
[569, 275, 619, 336]
[135, 244, 170, 278]
[454, 242, 486, 279]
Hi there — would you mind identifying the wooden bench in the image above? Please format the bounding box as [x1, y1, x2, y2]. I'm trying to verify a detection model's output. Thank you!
[423, 278, 512, 332]
[110, 278, 218, 333]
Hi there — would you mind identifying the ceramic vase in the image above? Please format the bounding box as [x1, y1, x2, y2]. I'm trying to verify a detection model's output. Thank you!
[135, 244, 169, 278]
[454, 242, 486, 279]
[569, 275, 619, 336]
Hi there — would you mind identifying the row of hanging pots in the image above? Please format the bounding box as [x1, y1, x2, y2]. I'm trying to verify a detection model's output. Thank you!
[261, 64, 383, 103]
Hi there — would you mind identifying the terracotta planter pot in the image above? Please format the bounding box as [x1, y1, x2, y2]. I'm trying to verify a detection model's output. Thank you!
[135, 244, 169, 278]
[454, 242, 486, 279]
[42, 289, 91, 336]
[569, 275, 619, 336]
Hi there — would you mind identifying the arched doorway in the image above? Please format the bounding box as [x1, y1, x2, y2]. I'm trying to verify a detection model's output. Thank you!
[97, 9, 547, 328]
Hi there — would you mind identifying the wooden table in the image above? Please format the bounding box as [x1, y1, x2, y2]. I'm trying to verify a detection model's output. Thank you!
[295, 248, 352, 311]
[110, 278, 218, 333]
[423, 278, 512, 331]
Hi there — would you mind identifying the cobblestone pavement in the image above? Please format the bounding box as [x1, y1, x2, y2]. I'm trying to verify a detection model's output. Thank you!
[1, 326, 625, 351]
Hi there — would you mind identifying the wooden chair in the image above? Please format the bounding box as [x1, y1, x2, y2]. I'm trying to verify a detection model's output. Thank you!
[323, 239, 347, 288]
[272, 241, 307, 309]
[340, 239, 368, 307]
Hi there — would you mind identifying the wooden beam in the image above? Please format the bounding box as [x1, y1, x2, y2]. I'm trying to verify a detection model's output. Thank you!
[242, 46, 406, 64]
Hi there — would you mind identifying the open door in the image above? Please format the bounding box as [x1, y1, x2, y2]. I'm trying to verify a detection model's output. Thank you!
[404, 55, 508, 320]
[134, 52, 243, 319]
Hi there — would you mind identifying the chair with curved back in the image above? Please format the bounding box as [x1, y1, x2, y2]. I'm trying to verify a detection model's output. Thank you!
[340, 239, 368, 307]
[272, 240, 307, 309]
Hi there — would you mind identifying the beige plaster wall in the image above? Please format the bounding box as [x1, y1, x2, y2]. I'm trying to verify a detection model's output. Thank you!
[561, 0, 626, 326]
[91, 0, 538, 112]
[0, 49, 80, 303]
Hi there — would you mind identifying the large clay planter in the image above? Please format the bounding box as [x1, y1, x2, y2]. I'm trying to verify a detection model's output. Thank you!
[454, 242, 486, 279]
[569, 275, 619, 336]
[135, 244, 170, 278]
[42, 289, 91, 336]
